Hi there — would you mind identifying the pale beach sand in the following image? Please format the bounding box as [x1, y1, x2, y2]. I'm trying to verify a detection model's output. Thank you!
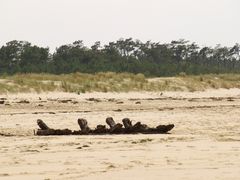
[0, 89, 240, 179]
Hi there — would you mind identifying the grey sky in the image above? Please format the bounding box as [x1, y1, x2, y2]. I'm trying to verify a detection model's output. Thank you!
[0, 0, 239, 51]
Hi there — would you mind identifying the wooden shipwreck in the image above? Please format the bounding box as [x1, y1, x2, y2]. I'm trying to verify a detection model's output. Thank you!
[36, 117, 174, 136]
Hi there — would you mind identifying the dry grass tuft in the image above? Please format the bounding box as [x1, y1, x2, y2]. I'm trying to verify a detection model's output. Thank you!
[1, 73, 240, 94]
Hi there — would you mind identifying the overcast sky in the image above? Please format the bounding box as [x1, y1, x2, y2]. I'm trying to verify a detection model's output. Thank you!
[0, 0, 239, 51]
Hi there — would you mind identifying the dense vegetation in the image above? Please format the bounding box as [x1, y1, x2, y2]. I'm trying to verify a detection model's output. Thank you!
[0, 39, 239, 76]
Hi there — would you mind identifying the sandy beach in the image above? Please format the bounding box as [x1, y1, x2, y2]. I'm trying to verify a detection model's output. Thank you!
[0, 89, 240, 179]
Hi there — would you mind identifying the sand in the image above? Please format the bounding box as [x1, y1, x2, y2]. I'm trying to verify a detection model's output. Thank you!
[0, 89, 240, 179]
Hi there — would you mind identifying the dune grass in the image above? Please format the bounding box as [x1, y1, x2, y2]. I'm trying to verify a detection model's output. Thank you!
[0, 72, 240, 94]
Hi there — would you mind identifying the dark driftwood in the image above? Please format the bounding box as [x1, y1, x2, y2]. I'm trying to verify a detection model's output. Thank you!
[78, 118, 91, 134]
[106, 117, 123, 133]
[36, 119, 72, 136]
[122, 118, 132, 129]
[36, 129, 72, 136]
[37, 119, 50, 130]
[36, 117, 174, 136]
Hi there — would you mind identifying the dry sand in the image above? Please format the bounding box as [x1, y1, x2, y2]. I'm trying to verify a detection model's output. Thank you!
[0, 89, 240, 179]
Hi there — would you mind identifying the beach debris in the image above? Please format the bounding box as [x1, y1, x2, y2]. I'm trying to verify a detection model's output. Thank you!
[108, 98, 116, 102]
[113, 109, 122, 112]
[17, 100, 30, 104]
[116, 101, 124, 104]
[122, 118, 132, 129]
[37, 119, 49, 130]
[227, 97, 234, 101]
[106, 117, 123, 133]
[58, 99, 72, 103]
[0, 98, 6, 104]
[86, 98, 101, 102]
[36, 117, 174, 136]
[72, 101, 78, 104]
[36, 119, 72, 135]
[78, 118, 91, 134]
[93, 125, 107, 134]
[156, 124, 175, 133]
[0, 133, 14, 137]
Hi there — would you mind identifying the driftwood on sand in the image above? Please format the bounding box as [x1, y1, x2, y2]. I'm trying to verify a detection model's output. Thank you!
[36, 118, 174, 136]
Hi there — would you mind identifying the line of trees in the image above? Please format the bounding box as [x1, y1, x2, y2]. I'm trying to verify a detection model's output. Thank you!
[0, 38, 240, 76]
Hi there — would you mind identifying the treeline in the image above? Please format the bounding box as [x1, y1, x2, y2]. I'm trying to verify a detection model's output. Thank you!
[0, 39, 239, 76]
